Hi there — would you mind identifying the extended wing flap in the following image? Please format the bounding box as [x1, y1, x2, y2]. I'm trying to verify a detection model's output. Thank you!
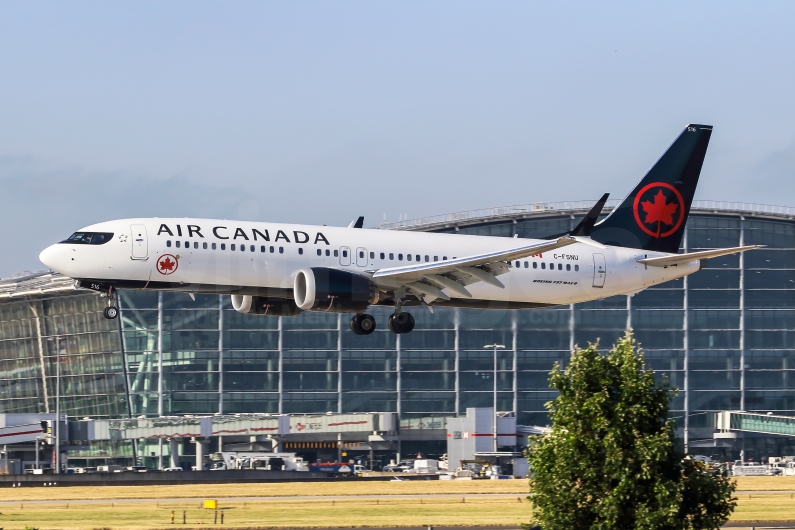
[637, 245, 762, 267]
[372, 236, 577, 282]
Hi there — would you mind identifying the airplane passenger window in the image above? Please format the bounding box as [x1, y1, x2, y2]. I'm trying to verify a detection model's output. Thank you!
[212, 243, 217, 250]
[566, 264, 571, 271]
[524, 262, 529, 268]
[261, 246, 266, 253]
[407, 254, 412, 261]
[270, 246, 275, 253]
[359, 251, 364, 258]
[248, 245, 253, 252]
[558, 263, 562, 270]
[167, 241, 171, 248]
[398, 254, 403, 260]
[415, 255, 420, 261]
[241, 245, 246, 251]
[389, 253, 394, 260]
[221, 244, 226, 250]
[203, 243, 207, 250]
[541, 263, 545, 269]
[279, 247, 284, 254]
[231, 244, 236, 251]
[515, 261, 520, 268]
[325, 249, 330, 256]
[299, 248, 303, 255]
[533, 262, 537, 269]
[380, 252, 385, 259]
[343, 250, 348, 257]
[334, 250, 339, 257]
[194, 242, 198, 249]
[317, 249, 322, 256]
[425, 255, 429, 262]
[370, 252, 375, 259]
[434, 256, 438, 261]
[185, 241, 189, 248]
[575, 264, 579, 271]
[176, 241, 181, 248]
[443, 256, 447, 260]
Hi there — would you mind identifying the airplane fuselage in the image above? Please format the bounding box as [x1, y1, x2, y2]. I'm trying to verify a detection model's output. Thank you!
[39, 217, 698, 309]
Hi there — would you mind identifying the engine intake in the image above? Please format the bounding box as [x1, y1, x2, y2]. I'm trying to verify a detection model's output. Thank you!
[294, 268, 379, 313]
[231, 295, 303, 316]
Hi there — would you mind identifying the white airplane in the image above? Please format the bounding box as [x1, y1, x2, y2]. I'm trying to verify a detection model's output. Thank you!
[39, 124, 760, 335]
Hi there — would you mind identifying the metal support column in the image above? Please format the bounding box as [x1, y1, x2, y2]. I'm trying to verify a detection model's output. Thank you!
[512, 312, 518, 417]
[157, 292, 164, 416]
[278, 316, 283, 414]
[337, 313, 343, 414]
[454, 308, 460, 416]
[739, 216, 746, 412]
[683, 227, 690, 453]
[218, 295, 224, 414]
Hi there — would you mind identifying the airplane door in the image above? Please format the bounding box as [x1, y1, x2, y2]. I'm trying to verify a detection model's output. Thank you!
[592, 253, 606, 288]
[356, 247, 367, 267]
[131, 224, 148, 260]
[339, 246, 351, 266]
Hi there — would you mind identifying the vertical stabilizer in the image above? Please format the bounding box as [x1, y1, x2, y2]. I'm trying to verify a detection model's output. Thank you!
[590, 124, 712, 253]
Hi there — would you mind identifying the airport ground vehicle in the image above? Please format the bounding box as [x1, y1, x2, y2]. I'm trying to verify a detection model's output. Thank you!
[306, 462, 368, 477]
[209, 452, 307, 471]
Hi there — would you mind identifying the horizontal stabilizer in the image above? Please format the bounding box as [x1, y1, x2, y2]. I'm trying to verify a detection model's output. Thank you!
[636, 245, 763, 267]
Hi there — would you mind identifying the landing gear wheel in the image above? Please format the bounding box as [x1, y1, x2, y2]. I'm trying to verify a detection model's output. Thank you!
[388, 312, 415, 334]
[350, 314, 377, 335]
[103, 306, 119, 320]
[359, 314, 376, 335]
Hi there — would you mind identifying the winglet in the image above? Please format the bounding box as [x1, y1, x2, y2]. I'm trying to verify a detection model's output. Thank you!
[570, 193, 609, 237]
[348, 216, 365, 229]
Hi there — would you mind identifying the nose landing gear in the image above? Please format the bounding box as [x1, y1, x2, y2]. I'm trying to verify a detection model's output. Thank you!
[102, 287, 119, 320]
[350, 314, 376, 335]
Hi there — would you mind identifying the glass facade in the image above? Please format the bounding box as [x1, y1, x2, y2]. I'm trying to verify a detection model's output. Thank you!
[1, 207, 794, 459]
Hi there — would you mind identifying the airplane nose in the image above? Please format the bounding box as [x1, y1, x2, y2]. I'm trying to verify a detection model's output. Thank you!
[39, 244, 63, 271]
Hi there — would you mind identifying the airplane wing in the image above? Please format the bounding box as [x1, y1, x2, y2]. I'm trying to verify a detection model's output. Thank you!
[636, 245, 762, 268]
[371, 236, 577, 300]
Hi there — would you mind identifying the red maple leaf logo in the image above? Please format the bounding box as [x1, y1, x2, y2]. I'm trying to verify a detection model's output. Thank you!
[156, 254, 178, 275]
[641, 190, 678, 227]
[633, 182, 685, 238]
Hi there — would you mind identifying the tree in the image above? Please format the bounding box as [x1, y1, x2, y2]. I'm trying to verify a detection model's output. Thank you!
[525, 332, 736, 530]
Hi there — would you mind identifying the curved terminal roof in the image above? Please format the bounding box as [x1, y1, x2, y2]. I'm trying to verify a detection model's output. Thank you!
[376, 200, 795, 232]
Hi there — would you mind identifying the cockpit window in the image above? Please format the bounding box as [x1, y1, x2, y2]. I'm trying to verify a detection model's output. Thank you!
[61, 232, 114, 245]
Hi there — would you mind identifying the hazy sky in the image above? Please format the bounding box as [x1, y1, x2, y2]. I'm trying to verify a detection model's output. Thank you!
[1, 2, 794, 277]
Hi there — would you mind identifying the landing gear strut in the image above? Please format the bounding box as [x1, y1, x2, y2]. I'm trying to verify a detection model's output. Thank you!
[102, 287, 119, 320]
[350, 314, 376, 335]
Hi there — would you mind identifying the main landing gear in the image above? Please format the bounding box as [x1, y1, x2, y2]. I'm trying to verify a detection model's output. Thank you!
[387, 312, 415, 334]
[350, 313, 376, 335]
[102, 287, 119, 320]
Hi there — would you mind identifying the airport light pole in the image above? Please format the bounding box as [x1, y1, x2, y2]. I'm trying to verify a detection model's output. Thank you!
[47, 336, 64, 474]
[484, 344, 505, 453]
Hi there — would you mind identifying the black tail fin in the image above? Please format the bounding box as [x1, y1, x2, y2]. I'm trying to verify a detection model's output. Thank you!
[590, 124, 712, 253]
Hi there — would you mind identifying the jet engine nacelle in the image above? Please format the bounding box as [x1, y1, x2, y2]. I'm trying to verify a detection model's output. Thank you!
[294, 267, 380, 313]
[230, 295, 303, 317]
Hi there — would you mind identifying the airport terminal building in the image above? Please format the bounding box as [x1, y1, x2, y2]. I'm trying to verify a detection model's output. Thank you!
[1, 200, 794, 468]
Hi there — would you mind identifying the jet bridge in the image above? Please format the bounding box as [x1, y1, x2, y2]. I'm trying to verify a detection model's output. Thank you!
[716, 411, 795, 437]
